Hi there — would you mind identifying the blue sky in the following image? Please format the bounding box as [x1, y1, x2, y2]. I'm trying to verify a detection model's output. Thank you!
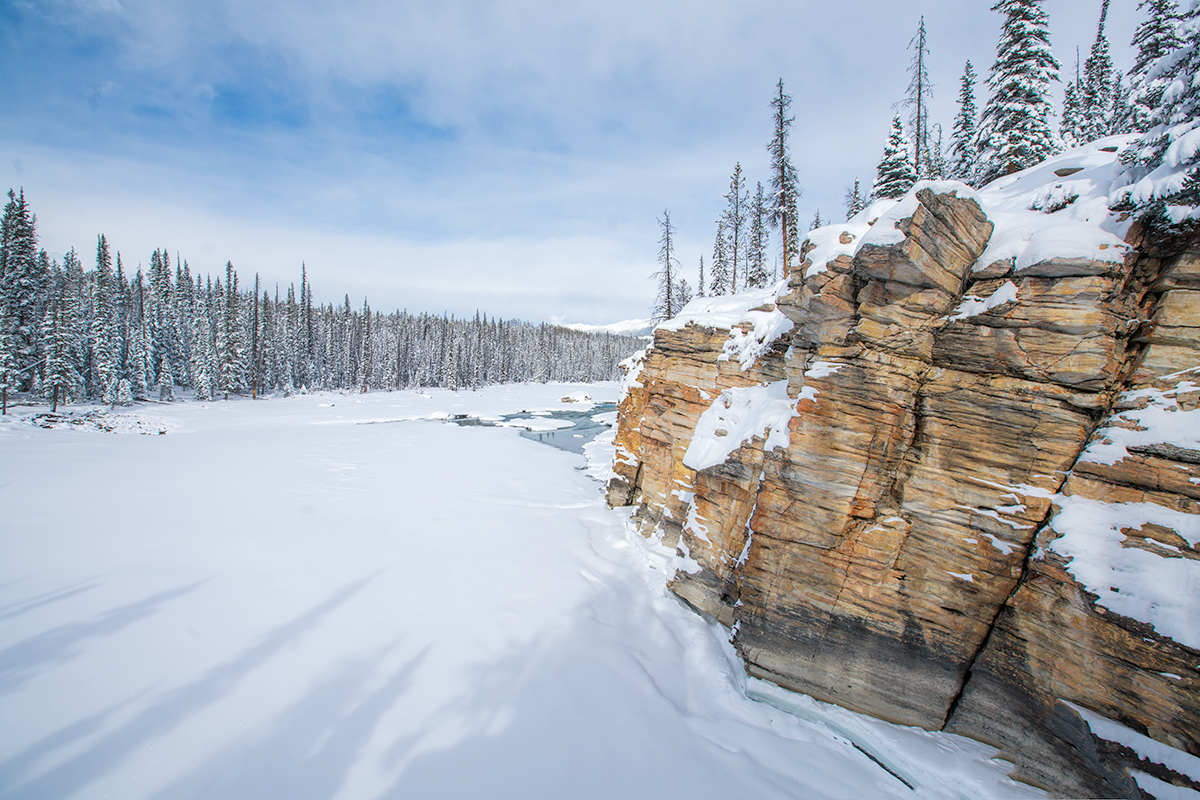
[1, 0, 1141, 325]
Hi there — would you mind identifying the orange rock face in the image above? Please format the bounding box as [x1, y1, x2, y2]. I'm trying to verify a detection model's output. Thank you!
[608, 191, 1200, 798]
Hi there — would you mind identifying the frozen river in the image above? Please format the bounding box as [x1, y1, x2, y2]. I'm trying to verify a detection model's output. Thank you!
[0, 384, 1043, 799]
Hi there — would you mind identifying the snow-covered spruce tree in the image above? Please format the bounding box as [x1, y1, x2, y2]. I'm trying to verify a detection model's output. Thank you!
[0, 319, 13, 413]
[767, 79, 801, 278]
[810, 209, 823, 231]
[1128, 0, 1184, 133]
[42, 281, 76, 411]
[977, 0, 1061, 184]
[61, 248, 86, 397]
[676, 277, 693, 310]
[874, 116, 918, 199]
[844, 178, 866, 220]
[1082, 0, 1116, 141]
[949, 61, 980, 182]
[90, 235, 120, 403]
[747, 182, 769, 287]
[190, 298, 215, 401]
[217, 262, 247, 398]
[1119, 0, 1200, 206]
[358, 298, 373, 393]
[150, 248, 182, 392]
[902, 16, 935, 178]
[697, 255, 705, 298]
[709, 218, 730, 296]
[721, 162, 748, 294]
[1061, 75, 1087, 147]
[114, 252, 130, 392]
[0, 189, 45, 391]
[129, 313, 149, 400]
[784, 188, 799, 277]
[929, 125, 948, 179]
[1110, 74, 1136, 134]
[651, 210, 678, 321]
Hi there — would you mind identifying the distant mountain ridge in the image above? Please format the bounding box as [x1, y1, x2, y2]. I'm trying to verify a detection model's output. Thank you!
[561, 319, 655, 338]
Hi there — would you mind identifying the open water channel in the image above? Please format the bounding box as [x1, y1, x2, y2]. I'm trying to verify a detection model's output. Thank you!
[449, 402, 617, 454]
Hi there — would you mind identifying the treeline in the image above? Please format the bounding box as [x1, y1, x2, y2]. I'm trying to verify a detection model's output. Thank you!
[0, 193, 643, 410]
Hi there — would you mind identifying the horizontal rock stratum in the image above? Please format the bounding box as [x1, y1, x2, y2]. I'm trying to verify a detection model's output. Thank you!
[607, 141, 1200, 798]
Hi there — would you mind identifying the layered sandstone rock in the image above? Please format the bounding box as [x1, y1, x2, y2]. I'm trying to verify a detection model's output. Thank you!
[608, 174, 1200, 797]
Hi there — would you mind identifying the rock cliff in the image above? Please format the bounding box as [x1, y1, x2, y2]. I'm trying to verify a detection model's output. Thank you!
[607, 141, 1200, 798]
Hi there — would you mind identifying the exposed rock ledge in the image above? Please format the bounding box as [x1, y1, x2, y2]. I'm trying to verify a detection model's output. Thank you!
[607, 156, 1200, 798]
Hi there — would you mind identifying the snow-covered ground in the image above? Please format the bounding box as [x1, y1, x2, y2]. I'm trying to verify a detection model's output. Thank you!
[0, 385, 1042, 800]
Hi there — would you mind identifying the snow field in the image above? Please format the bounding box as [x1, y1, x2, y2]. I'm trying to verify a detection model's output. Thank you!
[0, 385, 1044, 799]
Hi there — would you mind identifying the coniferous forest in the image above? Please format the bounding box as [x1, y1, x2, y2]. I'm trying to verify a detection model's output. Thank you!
[0, 192, 643, 411]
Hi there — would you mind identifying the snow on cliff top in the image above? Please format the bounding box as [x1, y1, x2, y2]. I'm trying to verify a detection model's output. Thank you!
[973, 135, 1137, 274]
[658, 281, 793, 373]
[661, 136, 1144, 341]
[799, 140, 1136, 286]
[855, 180, 985, 251]
[658, 282, 785, 333]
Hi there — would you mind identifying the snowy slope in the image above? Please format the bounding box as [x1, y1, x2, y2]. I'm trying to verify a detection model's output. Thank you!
[0, 387, 1043, 800]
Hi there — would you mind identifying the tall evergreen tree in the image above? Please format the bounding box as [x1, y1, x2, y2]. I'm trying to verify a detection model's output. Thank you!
[1128, 0, 1184, 132]
[721, 162, 748, 294]
[747, 182, 769, 287]
[697, 255, 706, 298]
[651, 211, 679, 321]
[217, 261, 246, 397]
[42, 273, 81, 411]
[977, 0, 1061, 183]
[949, 61, 980, 182]
[903, 16, 935, 177]
[874, 116, 918, 199]
[0, 189, 43, 391]
[1109, 73, 1135, 134]
[1082, 0, 1116, 141]
[709, 219, 730, 296]
[844, 178, 866, 220]
[91, 235, 120, 403]
[1117, 0, 1199, 203]
[929, 125, 948, 179]
[0, 317, 11, 413]
[251, 273, 261, 398]
[810, 209, 823, 231]
[767, 80, 801, 277]
[1061, 58, 1088, 148]
[190, 293, 216, 401]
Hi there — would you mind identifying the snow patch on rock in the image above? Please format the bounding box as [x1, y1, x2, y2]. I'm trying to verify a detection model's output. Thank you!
[683, 380, 796, 472]
[1080, 381, 1200, 466]
[855, 180, 982, 251]
[719, 308, 794, 371]
[1064, 701, 1200, 787]
[801, 222, 870, 278]
[1046, 494, 1200, 649]
[950, 280, 1018, 320]
[975, 136, 1137, 273]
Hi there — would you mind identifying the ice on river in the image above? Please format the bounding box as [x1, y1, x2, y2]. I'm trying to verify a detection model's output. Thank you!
[0, 383, 1043, 799]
